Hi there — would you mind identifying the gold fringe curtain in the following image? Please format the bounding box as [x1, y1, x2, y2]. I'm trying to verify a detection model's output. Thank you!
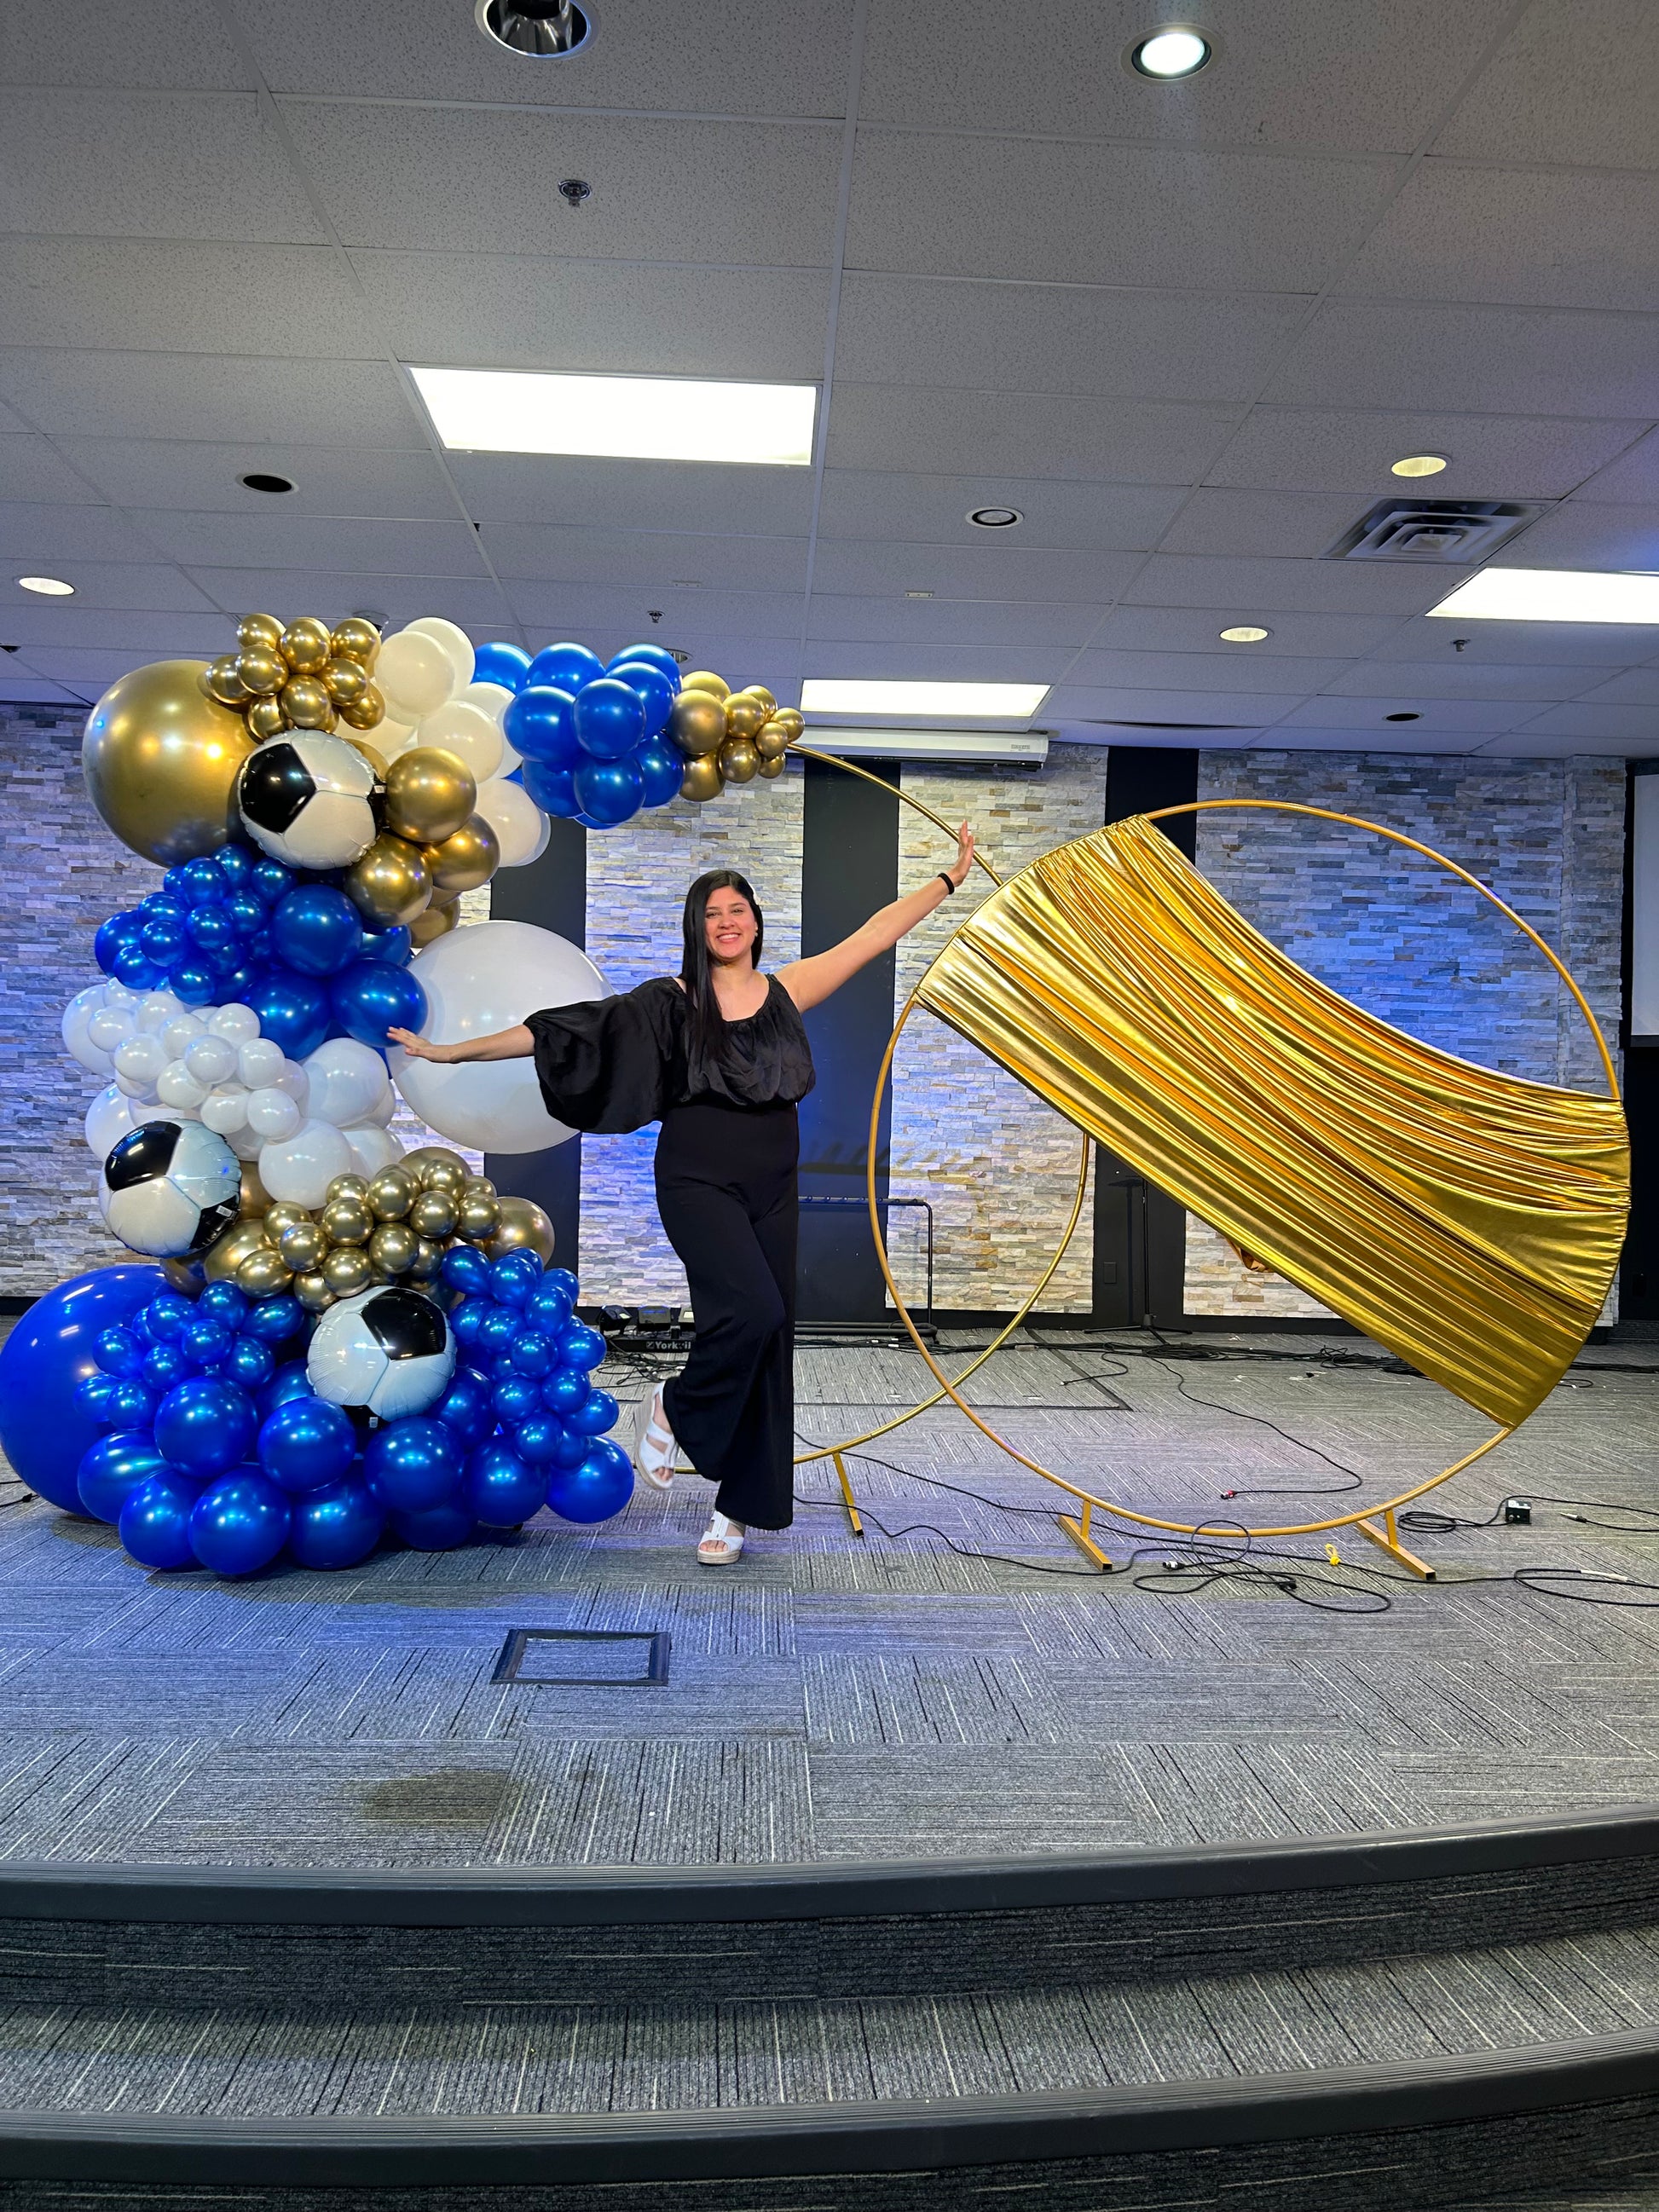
[916, 817, 1628, 1427]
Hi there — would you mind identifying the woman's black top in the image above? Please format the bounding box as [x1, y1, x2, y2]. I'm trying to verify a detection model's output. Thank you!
[527, 974, 816, 1134]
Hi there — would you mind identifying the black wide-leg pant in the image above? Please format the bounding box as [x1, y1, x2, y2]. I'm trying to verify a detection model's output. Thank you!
[655, 1099, 798, 1529]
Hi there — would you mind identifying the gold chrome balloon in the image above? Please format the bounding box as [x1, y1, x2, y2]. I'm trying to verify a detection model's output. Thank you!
[236, 1248, 294, 1299]
[367, 1167, 416, 1220]
[280, 677, 332, 729]
[319, 1196, 373, 1246]
[458, 1191, 500, 1241]
[407, 1238, 444, 1281]
[680, 671, 730, 701]
[344, 835, 431, 927]
[669, 690, 726, 759]
[724, 691, 767, 742]
[409, 1192, 459, 1241]
[263, 1200, 309, 1239]
[424, 814, 499, 894]
[322, 1245, 373, 1297]
[768, 707, 804, 745]
[235, 649, 286, 697]
[338, 681, 384, 731]
[239, 1163, 271, 1216]
[748, 685, 777, 715]
[237, 614, 283, 656]
[679, 754, 724, 802]
[410, 901, 459, 946]
[384, 748, 477, 844]
[488, 1196, 556, 1265]
[205, 656, 250, 707]
[758, 752, 785, 779]
[368, 1222, 418, 1274]
[331, 618, 380, 667]
[204, 1217, 273, 1283]
[280, 616, 332, 675]
[755, 719, 789, 759]
[344, 736, 388, 779]
[278, 1221, 327, 1274]
[407, 1148, 467, 1188]
[322, 656, 369, 707]
[326, 1174, 370, 1204]
[720, 736, 760, 784]
[293, 1272, 333, 1312]
[246, 696, 289, 742]
[81, 661, 257, 866]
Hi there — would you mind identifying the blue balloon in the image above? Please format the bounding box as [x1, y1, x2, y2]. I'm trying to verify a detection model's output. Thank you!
[111, 942, 164, 990]
[141, 915, 186, 962]
[558, 1320, 606, 1372]
[172, 959, 219, 1007]
[489, 1250, 541, 1304]
[472, 641, 534, 694]
[546, 1437, 633, 1524]
[106, 1378, 158, 1427]
[95, 1326, 143, 1377]
[573, 678, 646, 761]
[271, 886, 363, 978]
[636, 739, 684, 808]
[433, 1365, 496, 1447]
[259, 1360, 315, 1418]
[541, 1366, 587, 1416]
[390, 1498, 477, 1551]
[441, 1245, 493, 1297]
[574, 755, 644, 827]
[287, 1477, 384, 1570]
[520, 760, 581, 817]
[187, 905, 236, 958]
[118, 1471, 201, 1570]
[527, 642, 604, 694]
[607, 643, 683, 684]
[507, 1328, 555, 1377]
[247, 969, 332, 1060]
[477, 1305, 518, 1354]
[450, 1299, 488, 1345]
[78, 1429, 168, 1522]
[142, 1342, 191, 1394]
[189, 1471, 291, 1576]
[0, 1264, 169, 1510]
[364, 1417, 464, 1513]
[145, 1292, 194, 1341]
[359, 925, 412, 968]
[607, 661, 675, 737]
[94, 914, 139, 973]
[259, 1395, 356, 1494]
[524, 1280, 572, 1332]
[568, 1386, 620, 1437]
[216, 841, 255, 888]
[199, 1282, 249, 1326]
[512, 1412, 564, 1466]
[332, 961, 425, 1050]
[465, 1441, 546, 1528]
[503, 685, 580, 769]
[250, 857, 293, 904]
[546, 1268, 580, 1302]
[154, 1376, 257, 1479]
[181, 857, 226, 906]
[549, 1422, 589, 1469]
[181, 1314, 234, 1369]
[226, 1336, 275, 1390]
[492, 1375, 540, 1428]
[74, 1372, 117, 1420]
[245, 1296, 303, 1347]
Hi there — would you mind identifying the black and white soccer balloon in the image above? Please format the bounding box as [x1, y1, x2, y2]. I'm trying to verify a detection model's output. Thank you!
[236, 734, 381, 870]
[99, 1119, 242, 1258]
[305, 1286, 456, 1420]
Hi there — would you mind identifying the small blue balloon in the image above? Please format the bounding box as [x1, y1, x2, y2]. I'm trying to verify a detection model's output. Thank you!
[389, 1498, 477, 1552]
[94, 913, 140, 973]
[181, 857, 227, 906]
[118, 1471, 201, 1570]
[225, 892, 264, 937]
[549, 1422, 589, 1469]
[465, 1441, 546, 1528]
[541, 1367, 587, 1415]
[141, 915, 186, 962]
[524, 1281, 573, 1332]
[95, 1326, 144, 1378]
[527, 642, 604, 694]
[607, 643, 683, 684]
[433, 1365, 496, 1447]
[472, 640, 534, 693]
[226, 1336, 275, 1390]
[199, 1282, 249, 1325]
[503, 685, 580, 769]
[251, 857, 293, 904]
[441, 1245, 493, 1297]
[332, 960, 426, 1050]
[155, 1375, 257, 1478]
[187, 906, 236, 958]
[172, 959, 219, 1007]
[216, 841, 254, 888]
[181, 1314, 234, 1369]
[477, 1305, 518, 1354]
[546, 1268, 580, 1302]
[142, 1342, 191, 1394]
[508, 1328, 555, 1377]
[607, 661, 675, 738]
[271, 886, 363, 978]
[546, 1437, 633, 1524]
[246, 1296, 303, 1347]
[287, 1477, 384, 1569]
[112, 941, 163, 989]
[189, 1471, 291, 1576]
[450, 1299, 488, 1345]
[637, 738, 685, 808]
[488, 1255, 537, 1308]
[557, 1320, 606, 1372]
[520, 759, 581, 817]
[161, 865, 194, 900]
[247, 968, 332, 1060]
[573, 677, 645, 761]
[259, 1360, 315, 1418]
[568, 1386, 620, 1437]
[259, 1395, 357, 1494]
[359, 925, 412, 968]
[74, 1372, 117, 1420]
[512, 1413, 564, 1466]
[575, 754, 644, 826]
[145, 1293, 194, 1342]
[78, 1429, 168, 1522]
[492, 1376, 540, 1428]
[364, 1417, 464, 1514]
[106, 1378, 158, 1428]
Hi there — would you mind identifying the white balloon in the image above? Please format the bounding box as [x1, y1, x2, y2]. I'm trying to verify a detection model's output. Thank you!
[246, 1085, 303, 1141]
[526, 808, 551, 866]
[136, 990, 183, 1034]
[238, 1037, 286, 1089]
[207, 1002, 260, 1046]
[114, 1067, 158, 1100]
[258, 1118, 356, 1206]
[473, 775, 544, 868]
[113, 1034, 168, 1085]
[343, 1123, 405, 1178]
[374, 717, 418, 760]
[200, 1084, 250, 1135]
[275, 1059, 310, 1106]
[102, 981, 140, 1009]
[407, 616, 475, 693]
[390, 918, 607, 1154]
[363, 1084, 398, 1128]
[460, 681, 513, 722]
[228, 1121, 265, 1161]
[63, 986, 115, 1077]
[183, 1034, 238, 1084]
[88, 1006, 133, 1053]
[156, 1061, 208, 1111]
[413, 699, 502, 783]
[377, 630, 455, 721]
[161, 1013, 206, 1059]
[85, 1084, 139, 1158]
[302, 1037, 390, 1127]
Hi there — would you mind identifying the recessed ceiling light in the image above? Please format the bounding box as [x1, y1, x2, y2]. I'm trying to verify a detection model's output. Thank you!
[1429, 568, 1659, 624]
[1384, 711, 1421, 722]
[1391, 454, 1448, 478]
[1130, 27, 1211, 78]
[968, 506, 1022, 528]
[1218, 625, 1270, 643]
[17, 575, 73, 596]
[476, 0, 592, 58]
[801, 679, 1049, 720]
[409, 366, 816, 466]
[240, 471, 295, 494]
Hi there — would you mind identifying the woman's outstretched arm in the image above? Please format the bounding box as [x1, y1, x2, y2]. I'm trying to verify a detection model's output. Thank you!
[386, 1024, 533, 1064]
[778, 824, 975, 1014]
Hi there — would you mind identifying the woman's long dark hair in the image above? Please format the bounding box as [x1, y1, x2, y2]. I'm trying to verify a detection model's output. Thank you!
[680, 869, 764, 1068]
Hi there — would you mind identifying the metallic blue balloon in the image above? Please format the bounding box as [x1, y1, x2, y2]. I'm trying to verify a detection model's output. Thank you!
[118, 1470, 201, 1569]
[546, 1267, 580, 1302]
[226, 1336, 275, 1390]
[78, 1429, 168, 1522]
[512, 1412, 563, 1465]
[141, 915, 186, 962]
[441, 1245, 492, 1297]
[181, 857, 227, 906]
[549, 1421, 588, 1469]
[107, 1378, 158, 1427]
[246, 968, 332, 1060]
[250, 856, 293, 904]
[142, 1342, 191, 1394]
[95, 913, 141, 973]
[359, 925, 412, 967]
[524, 1280, 572, 1332]
[181, 1314, 234, 1369]
[433, 1365, 496, 1447]
[389, 1498, 476, 1551]
[607, 661, 675, 737]
[546, 1437, 633, 1524]
[154, 1376, 257, 1478]
[520, 760, 581, 817]
[492, 1375, 540, 1428]
[465, 1441, 546, 1528]
[271, 886, 363, 978]
[216, 841, 254, 888]
[332, 960, 425, 1049]
[187, 905, 236, 958]
[74, 1372, 117, 1420]
[0, 1264, 168, 1510]
[557, 1320, 606, 1372]
[287, 1477, 384, 1569]
[540, 1366, 587, 1416]
[259, 1394, 356, 1493]
[573, 678, 645, 761]
[477, 1305, 518, 1354]
[527, 642, 604, 693]
[568, 1386, 620, 1437]
[199, 1282, 249, 1325]
[259, 1360, 315, 1418]
[607, 643, 682, 684]
[226, 892, 263, 933]
[489, 1250, 541, 1305]
[95, 1326, 143, 1377]
[450, 1299, 488, 1345]
[245, 1296, 303, 1346]
[364, 1417, 464, 1513]
[145, 1293, 194, 1341]
[112, 942, 165, 990]
[574, 755, 644, 827]
[172, 959, 219, 1007]
[637, 739, 684, 808]
[507, 1328, 555, 1377]
[189, 1471, 291, 1576]
[503, 685, 580, 768]
[472, 640, 534, 693]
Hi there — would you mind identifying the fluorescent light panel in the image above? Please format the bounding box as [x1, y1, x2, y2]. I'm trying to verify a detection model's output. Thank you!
[410, 367, 817, 465]
[1429, 567, 1659, 624]
[801, 679, 1049, 721]
[806, 725, 1049, 765]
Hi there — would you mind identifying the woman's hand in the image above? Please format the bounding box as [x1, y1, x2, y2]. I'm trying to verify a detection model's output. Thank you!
[386, 1025, 453, 1063]
[945, 823, 976, 887]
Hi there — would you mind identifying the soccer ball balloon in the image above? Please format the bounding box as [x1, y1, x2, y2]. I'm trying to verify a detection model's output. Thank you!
[306, 1287, 455, 1420]
[236, 735, 380, 870]
[99, 1118, 241, 1258]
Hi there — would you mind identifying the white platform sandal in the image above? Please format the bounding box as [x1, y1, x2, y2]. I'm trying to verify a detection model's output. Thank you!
[697, 1512, 745, 1566]
[632, 1384, 678, 1492]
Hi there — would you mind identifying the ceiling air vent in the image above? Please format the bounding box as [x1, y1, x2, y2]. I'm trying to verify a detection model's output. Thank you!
[1327, 498, 1546, 564]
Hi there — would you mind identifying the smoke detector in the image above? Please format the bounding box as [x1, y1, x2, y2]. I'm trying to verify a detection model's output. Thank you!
[476, 0, 592, 57]
[1327, 498, 1545, 564]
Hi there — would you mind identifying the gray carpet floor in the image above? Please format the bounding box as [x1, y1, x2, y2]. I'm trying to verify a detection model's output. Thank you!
[0, 1328, 1654, 1868]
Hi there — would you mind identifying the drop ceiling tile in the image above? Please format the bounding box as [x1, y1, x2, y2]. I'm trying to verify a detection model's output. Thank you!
[1476, 732, 1659, 759]
[652, 640, 803, 690]
[1265, 301, 1659, 418]
[800, 643, 1062, 684]
[816, 471, 1184, 552]
[1090, 605, 1405, 657]
[485, 526, 807, 593]
[285, 104, 839, 263]
[1045, 684, 1307, 726]
[504, 580, 802, 638]
[0, 90, 322, 243]
[59, 441, 460, 520]
[184, 571, 516, 631]
[0, 352, 425, 448]
[1326, 660, 1594, 702]
[0, 239, 370, 357]
[0, 438, 103, 506]
[826, 386, 1241, 485]
[0, 0, 251, 90]
[858, 0, 1515, 153]
[0, 400, 30, 436]
[1572, 427, 1659, 505]
[1575, 669, 1659, 707]
[1254, 729, 1490, 754]
[1368, 617, 1659, 666]
[0, 502, 163, 564]
[1341, 163, 1659, 315]
[0, 563, 216, 614]
[1435, 0, 1659, 170]
[450, 456, 817, 536]
[0, 606, 239, 653]
[1205, 407, 1644, 500]
[20, 646, 227, 688]
[847, 134, 1392, 292]
[809, 540, 1140, 604]
[1275, 695, 1532, 734]
[1510, 702, 1659, 743]
[1066, 649, 1351, 694]
[142, 512, 488, 577]
[1157, 489, 1364, 559]
[0, 674, 87, 705]
[352, 254, 829, 380]
[1124, 554, 1446, 616]
[832, 275, 1307, 405]
[1500, 504, 1659, 570]
[806, 596, 1095, 647]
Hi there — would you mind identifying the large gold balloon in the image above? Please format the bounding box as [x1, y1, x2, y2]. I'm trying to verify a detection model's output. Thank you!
[280, 617, 332, 675]
[720, 736, 760, 784]
[344, 835, 431, 927]
[669, 690, 726, 759]
[237, 614, 283, 655]
[236, 1248, 294, 1299]
[331, 618, 380, 667]
[368, 1222, 419, 1274]
[204, 1217, 273, 1283]
[725, 691, 767, 742]
[344, 736, 389, 779]
[424, 814, 499, 894]
[246, 696, 289, 742]
[322, 656, 368, 707]
[680, 671, 730, 701]
[239, 1163, 271, 1217]
[338, 682, 385, 731]
[410, 901, 459, 946]
[758, 752, 785, 779]
[488, 1196, 556, 1265]
[205, 656, 250, 707]
[82, 661, 257, 866]
[236, 649, 286, 697]
[384, 748, 477, 843]
[755, 719, 790, 759]
[280, 677, 332, 729]
[679, 754, 724, 802]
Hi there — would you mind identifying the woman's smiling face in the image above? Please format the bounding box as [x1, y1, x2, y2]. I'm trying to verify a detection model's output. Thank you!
[704, 886, 758, 966]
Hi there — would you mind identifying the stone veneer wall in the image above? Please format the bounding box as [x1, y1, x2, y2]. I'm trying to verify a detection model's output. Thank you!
[1184, 749, 1626, 1320]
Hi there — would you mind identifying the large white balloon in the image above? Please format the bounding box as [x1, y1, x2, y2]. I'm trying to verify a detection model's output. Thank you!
[413, 699, 502, 783]
[85, 1084, 140, 1157]
[407, 615, 475, 693]
[343, 1123, 404, 1178]
[62, 986, 115, 1076]
[303, 1037, 390, 1128]
[376, 630, 455, 721]
[473, 775, 544, 868]
[389, 920, 608, 1155]
[257, 1118, 356, 1206]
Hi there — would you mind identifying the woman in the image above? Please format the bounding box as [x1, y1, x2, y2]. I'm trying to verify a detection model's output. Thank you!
[389, 825, 975, 1565]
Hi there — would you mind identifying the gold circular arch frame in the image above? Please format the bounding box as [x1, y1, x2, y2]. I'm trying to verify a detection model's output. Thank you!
[790, 760, 1623, 1575]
